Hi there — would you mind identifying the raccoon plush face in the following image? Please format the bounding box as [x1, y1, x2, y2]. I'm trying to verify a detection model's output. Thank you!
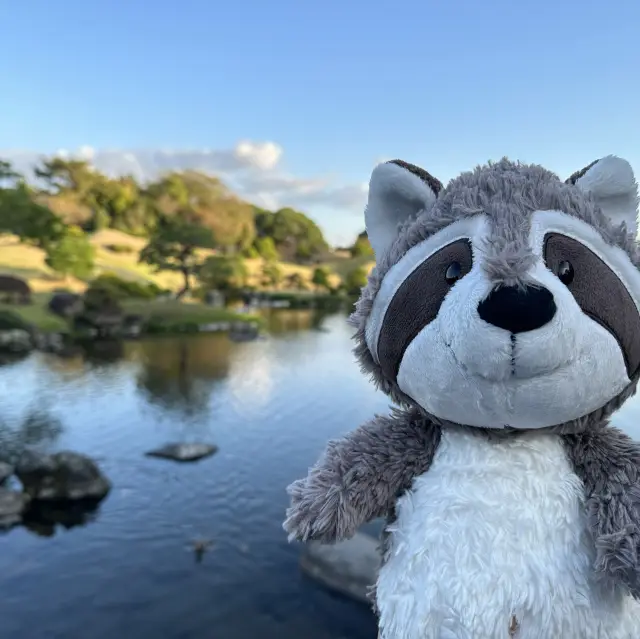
[352, 157, 640, 430]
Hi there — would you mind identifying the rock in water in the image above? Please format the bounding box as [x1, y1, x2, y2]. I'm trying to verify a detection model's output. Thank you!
[145, 443, 218, 462]
[15, 451, 111, 501]
[0, 489, 30, 529]
[0, 329, 33, 354]
[0, 462, 13, 485]
[299, 531, 381, 605]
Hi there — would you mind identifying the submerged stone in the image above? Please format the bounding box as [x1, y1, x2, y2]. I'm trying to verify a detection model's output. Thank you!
[299, 531, 381, 605]
[0, 462, 13, 485]
[0, 489, 30, 529]
[145, 443, 219, 462]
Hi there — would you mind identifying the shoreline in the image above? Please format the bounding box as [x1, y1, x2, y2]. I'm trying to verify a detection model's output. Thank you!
[0, 300, 265, 357]
[0, 289, 352, 357]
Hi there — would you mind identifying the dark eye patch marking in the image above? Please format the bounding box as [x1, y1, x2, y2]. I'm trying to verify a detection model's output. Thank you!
[544, 233, 640, 377]
[377, 239, 473, 382]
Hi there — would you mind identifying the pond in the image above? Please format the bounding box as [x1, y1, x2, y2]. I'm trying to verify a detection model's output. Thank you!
[2, 308, 640, 639]
[0, 309, 385, 639]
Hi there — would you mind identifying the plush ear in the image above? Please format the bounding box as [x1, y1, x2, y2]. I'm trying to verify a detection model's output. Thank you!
[365, 159, 442, 259]
[566, 156, 639, 236]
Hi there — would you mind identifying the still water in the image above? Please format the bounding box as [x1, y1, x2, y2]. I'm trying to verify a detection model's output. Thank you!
[2, 309, 640, 639]
[0, 310, 385, 639]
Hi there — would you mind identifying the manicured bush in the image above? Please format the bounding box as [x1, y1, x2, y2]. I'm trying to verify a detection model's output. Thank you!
[89, 273, 164, 300]
[105, 243, 135, 254]
[0, 309, 31, 331]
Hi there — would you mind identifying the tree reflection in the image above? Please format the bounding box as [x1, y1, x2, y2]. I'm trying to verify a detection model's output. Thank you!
[134, 334, 233, 418]
[21, 498, 101, 538]
[0, 352, 30, 368]
[0, 407, 64, 465]
[263, 309, 315, 334]
[80, 339, 125, 365]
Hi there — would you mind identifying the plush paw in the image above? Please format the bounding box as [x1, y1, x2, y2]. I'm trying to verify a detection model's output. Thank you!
[594, 525, 640, 596]
[282, 472, 359, 543]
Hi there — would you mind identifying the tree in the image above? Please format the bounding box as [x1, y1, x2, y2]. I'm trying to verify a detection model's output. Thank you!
[35, 158, 98, 194]
[254, 207, 329, 262]
[0, 155, 338, 273]
[34, 158, 154, 234]
[350, 231, 374, 258]
[261, 260, 283, 288]
[311, 266, 333, 291]
[253, 236, 280, 261]
[139, 214, 216, 299]
[147, 171, 256, 252]
[44, 226, 95, 280]
[199, 255, 248, 292]
[0, 160, 20, 188]
[284, 272, 308, 291]
[344, 266, 369, 296]
[0, 183, 65, 248]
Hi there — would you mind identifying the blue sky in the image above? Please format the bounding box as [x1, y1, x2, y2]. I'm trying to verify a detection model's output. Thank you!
[1, 0, 639, 245]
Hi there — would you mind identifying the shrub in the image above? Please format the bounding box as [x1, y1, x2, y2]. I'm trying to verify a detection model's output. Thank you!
[261, 260, 283, 288]
[311, 266, 332, 291]
[83, 285, 122, 312]
[253, 237, 280, 261]
[105, 243, 135, 254]
[89, 273, 163, 300]
[199, 256, 248, 292]
[44, 226, 95, 280]
[350, 233, 374, 258]
[0, 310, 31, 331]
[343, 266, 369, 296]
[284, 272, 309, 291]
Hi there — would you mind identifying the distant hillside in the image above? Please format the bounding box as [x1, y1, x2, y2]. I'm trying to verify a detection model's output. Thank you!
[0, 229, 373, 294]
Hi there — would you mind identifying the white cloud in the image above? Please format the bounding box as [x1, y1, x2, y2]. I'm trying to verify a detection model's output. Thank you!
[1, 141, 369, 245]
[1, 141, 367, 211]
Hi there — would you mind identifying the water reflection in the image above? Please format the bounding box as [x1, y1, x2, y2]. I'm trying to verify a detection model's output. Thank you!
[81, 339, 126, 365]
[0, 310, 384, 639]
[21, 498, 103, 538]
[261, 308, 334, 334]
[0, 406, 103, 539]
[132, 334, 233, 419]
[0, 350, 33, 368]
[0, 407, 64, 464]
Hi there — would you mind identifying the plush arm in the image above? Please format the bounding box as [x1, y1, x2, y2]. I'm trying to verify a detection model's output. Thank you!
[563, 426, 640, 597]
[283, 407, 441, 544]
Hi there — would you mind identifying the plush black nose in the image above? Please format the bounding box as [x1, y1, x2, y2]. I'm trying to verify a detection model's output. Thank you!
[477, 284, 557, 333]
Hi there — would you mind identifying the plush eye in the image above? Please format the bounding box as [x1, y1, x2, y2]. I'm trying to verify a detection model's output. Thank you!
[544, 232, 640, 377]
[377, 238, 473, 381]
[556, 260, 574, 285]
[445, 261, 463, 284]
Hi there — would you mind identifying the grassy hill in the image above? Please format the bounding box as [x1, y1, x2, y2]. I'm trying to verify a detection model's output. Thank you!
[0, 230, 374, 296]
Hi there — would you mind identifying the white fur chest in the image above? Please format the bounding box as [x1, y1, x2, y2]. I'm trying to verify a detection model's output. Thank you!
[375, 428, 640, 639]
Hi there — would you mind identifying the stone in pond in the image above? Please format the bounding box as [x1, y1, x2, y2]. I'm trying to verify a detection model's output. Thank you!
[15, 450, 111, 501]
[299, 531, 381, 605]
[0, 461, 13, 485]
[0, 489, 30, 529]
[145, 443, 219, 462]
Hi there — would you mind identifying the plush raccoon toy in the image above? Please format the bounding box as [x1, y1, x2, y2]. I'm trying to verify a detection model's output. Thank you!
[283, 156, 640, 638]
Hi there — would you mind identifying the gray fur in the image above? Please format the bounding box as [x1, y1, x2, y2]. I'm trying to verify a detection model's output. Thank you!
[388, 159, 444, 196]
[563, 426, 640, 598]
[283, 406, 441, 543]
[566, 159, 600, 185]
[285, 156, 640, 611]
[349, 157, 640, 432]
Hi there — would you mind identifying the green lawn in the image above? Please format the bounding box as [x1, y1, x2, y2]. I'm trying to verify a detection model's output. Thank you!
[0, 293, 68, 333]
[321, 254, 374, 278]
[0, 294, 259, 335]
[121, 299, 260, 326]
